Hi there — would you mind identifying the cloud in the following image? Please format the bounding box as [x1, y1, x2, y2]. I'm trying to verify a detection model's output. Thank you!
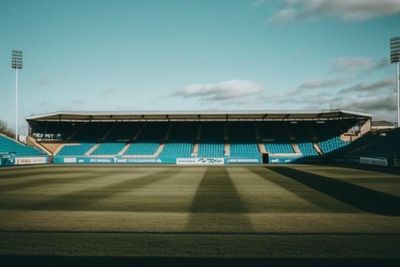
[172, 80, 264, 101]
[274, 91, 333, 105]
[371, 58, 391, 71]
[270, 8, 298, 23]
[333, 57, 373, 72]
[268, 0, 400, 22]
[333, 93, 396, 113]
[326, 78, 396, 113]
[298, 78, 346, 90]
[267, 76, 397, 121]
[339, 77, 395, 93]
[325, 77, 396, 119]
[332, 57, 390, 73]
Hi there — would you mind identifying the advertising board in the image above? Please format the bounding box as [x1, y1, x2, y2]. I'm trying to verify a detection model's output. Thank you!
[226, 158, 260, 164]
[15, 157, 48, 165]
[176, 158, 224, 165]
[359, 157, 388, 167]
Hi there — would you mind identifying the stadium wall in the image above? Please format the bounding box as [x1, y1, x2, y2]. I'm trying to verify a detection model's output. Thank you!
[332, 155, 399, 168]
[0, 153, 50, 166]
[52, 156, 262, 165]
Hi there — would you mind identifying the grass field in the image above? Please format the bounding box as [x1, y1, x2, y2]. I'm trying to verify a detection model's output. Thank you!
[0, 164, 399, 266]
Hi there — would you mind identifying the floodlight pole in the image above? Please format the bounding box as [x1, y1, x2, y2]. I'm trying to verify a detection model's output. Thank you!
[15, 68, 19, 140]
[11, 49, 23, 141]
[397, 62, 400, 128]
[390, 37, 400, 128]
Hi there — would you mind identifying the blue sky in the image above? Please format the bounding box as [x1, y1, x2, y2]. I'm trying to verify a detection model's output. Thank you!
[0, 0, 399, 134]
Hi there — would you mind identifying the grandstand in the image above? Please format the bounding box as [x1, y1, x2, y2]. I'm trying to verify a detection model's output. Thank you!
[0, 133, 48, 166]
[328, 128, 400, 167]
[348, 129, 400, 158]
[24, 110, 373, 165]
[0, 133, 44, 156]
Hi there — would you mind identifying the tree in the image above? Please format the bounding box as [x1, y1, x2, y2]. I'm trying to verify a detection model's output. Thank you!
[0, 120, 15, 139]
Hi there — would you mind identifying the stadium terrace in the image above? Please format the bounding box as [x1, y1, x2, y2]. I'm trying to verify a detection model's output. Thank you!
[0, 109, 378, 166]
[2, 109, 399, 167]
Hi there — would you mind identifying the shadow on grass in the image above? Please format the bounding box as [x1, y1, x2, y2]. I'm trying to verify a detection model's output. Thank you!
[186, 167, 253, 231]
[267, 166, 400, 216]
[246, 166, 359, 213]
[326, 162, 400, 176]
[0, 173, 107, 193]
[14, 168, 180, 211]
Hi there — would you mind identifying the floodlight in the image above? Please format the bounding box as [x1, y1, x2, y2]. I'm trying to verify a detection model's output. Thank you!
[11, 50, 23, 69]
[390, 37, 400, 64]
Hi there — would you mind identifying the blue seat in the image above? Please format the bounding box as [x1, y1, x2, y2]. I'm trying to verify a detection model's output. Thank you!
[124, 142, 159, 155]
[319, 137, 349, 154]
[297, 142, 318, 156]
[199, 123, 224, 157]
[230, 143, 259, 158]
[57, 143, 95, 156]
[198, 143, 224, 157]
[92, 143, 125, 155]
[159, 143, 193, 159]
[123, 123, 167, 155]
[347, 130, 400, 158]
[0, 134, 44, 156]
[265, 143, 294, 154]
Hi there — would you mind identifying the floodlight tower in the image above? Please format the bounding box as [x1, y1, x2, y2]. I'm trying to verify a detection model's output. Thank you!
[11, 50, 23, 140]
[391, 37, 400, 128]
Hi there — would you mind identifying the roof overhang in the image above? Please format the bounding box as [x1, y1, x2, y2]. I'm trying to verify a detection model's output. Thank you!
[26, 110, 372, 123]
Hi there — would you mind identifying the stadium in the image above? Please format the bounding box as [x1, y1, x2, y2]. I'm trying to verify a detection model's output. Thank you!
[1, 1, 400, 266]
[1, 108, 400, 266]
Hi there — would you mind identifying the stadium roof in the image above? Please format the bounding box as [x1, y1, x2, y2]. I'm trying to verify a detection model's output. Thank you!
[26, 110, 371, 122]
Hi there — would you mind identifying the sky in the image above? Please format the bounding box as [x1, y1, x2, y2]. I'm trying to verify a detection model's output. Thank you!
[0, 0, 399, 134]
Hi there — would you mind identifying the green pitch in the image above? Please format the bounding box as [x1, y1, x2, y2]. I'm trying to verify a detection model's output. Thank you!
[0, 164, 399, 263]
